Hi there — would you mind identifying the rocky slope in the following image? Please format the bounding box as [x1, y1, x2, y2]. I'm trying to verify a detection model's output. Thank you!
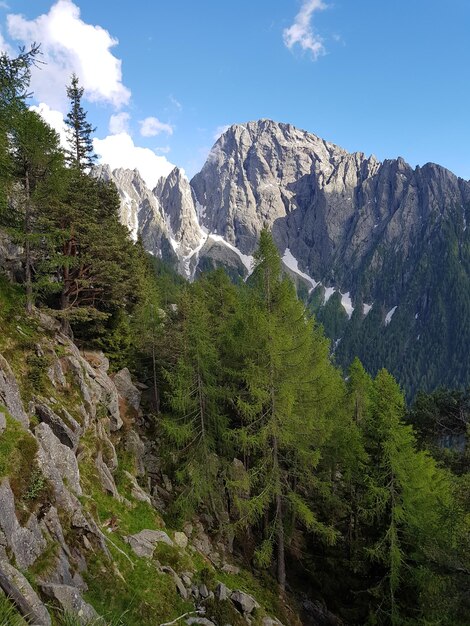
[0, 285, 297, 626]
[100, 119, 470, 396]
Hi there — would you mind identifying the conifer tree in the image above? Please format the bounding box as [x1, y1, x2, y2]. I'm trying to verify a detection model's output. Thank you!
[64, 73, 96, 171]
[8, 109, 64, 311]
[161, 286, 227, 520]
[0, 45, 41, 210]
[362, 369, 453, 623]
[231, 230, 339, 590]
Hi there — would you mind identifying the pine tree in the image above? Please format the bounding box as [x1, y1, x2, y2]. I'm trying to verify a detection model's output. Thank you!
[8, 109, 64, 312]
[0, 45, 41, 210]
[64, 73, 96, 171]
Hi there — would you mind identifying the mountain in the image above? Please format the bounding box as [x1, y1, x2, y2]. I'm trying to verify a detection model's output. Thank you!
[100, 120, 470, 397]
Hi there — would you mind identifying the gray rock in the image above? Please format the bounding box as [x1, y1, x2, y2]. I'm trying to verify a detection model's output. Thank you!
[0, 558, 52, 625]
[0, 231, 22, 282]
[161, 565, 188, 600]
[125, 529, 174, 558]
[113, 367, 141, 413]
[154, 166, 203, 275]
[95, 452, 120, 498]
[262, 618, 285, 626]
[182, 573, 192, 587]
[123, 470, 151, 504]
[221, 563, 240, 575]
[35, 423, 82, 496]
[34, 400, 81, 451]
[0, 411, 5, 434]
[0, 479, 46, 569]
[185, 619, 216, 626]
[81, 350, 109, 374]
[40, 583, 99, 624]
[124, 430, 146, 476]
[191, 521, 211, 556]
[230, 590, 260, 615]
[0, 354, 29, 426]
[198, 583, 209, 598]
[215, 582, 231, 601]
[174, 531, 189, 549]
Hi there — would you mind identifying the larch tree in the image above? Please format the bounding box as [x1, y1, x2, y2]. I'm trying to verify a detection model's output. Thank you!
[231, 230, 339, 591]
[161, 286, 228, 520]
[362, 369, 453, 624]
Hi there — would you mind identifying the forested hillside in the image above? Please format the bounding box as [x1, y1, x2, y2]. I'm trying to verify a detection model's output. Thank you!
[0, 46, 469, 626]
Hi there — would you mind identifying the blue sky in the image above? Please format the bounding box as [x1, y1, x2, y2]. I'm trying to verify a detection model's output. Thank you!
[1, 0, 469, 186]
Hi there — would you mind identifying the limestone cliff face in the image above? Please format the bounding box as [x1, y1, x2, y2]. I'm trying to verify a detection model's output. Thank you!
[93, 164, 179, 265]
[191, 120, 470, 297]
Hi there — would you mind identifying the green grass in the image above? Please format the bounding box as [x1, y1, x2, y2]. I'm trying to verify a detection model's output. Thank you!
[0, 593, 27, 626]
[0, 408, 38, 487]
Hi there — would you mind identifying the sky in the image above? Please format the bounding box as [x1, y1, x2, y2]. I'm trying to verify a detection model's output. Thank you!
[1, 0, 469, 187]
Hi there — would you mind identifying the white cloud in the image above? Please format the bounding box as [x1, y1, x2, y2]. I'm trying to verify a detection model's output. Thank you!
[169, 95, 182, 111]
[93, 132, 174, 190]
[139, 116, 174, 137]
[29, 102, 69, 150]
[283, 0, 327, 59]
[7, 0, 130, 110]
[213, 124, 230, 141]
[109, 111, 130, 134]
[0, 27, 12, 54]
[155, 146, 171, 154]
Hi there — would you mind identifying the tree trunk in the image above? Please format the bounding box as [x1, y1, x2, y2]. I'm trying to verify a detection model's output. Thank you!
[24, 169, 33, 314]
[151, 337, 160, 413]
[273, 436, 286, 591]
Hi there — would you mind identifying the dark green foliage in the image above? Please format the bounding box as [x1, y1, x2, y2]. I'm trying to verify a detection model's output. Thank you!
[322, 208, 470, 400]
[64, 73, 96, 171]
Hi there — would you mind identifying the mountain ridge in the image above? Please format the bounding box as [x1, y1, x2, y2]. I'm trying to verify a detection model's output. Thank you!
[97, 119, 470, 396]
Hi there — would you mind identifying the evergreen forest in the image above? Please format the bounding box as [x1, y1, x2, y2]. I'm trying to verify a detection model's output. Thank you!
[0, 46, 468, 626]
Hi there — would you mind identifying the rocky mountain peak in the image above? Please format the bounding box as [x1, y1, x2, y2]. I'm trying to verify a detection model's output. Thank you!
[154, 166, 202, 257]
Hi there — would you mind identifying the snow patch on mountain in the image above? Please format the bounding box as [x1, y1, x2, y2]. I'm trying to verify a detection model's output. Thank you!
[340, 292, 354, 319]
[385, 306, 398, 325]
[282, 248, 318, 292]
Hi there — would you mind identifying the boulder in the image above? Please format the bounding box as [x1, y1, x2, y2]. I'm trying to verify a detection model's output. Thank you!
[40, 583, 99, 624]
[161, 565, 188, 600]
[173, 531, 189, 549]
[185, 619, 216, 626]
[0, 410, 5, 434]
[231, 590, 260, 615]
[113, 367, 141, 413]
[215, 581, 231, 601]
[262, 618, 285, 626]
[125, 529, 173, 558]
[0, 354, 29, 427]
